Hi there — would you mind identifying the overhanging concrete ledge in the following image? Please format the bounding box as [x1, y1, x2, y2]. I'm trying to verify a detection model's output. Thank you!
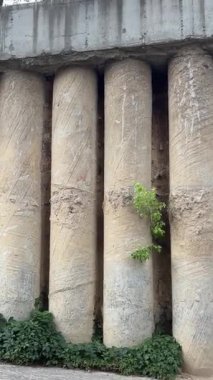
[1, 0, 213, 71]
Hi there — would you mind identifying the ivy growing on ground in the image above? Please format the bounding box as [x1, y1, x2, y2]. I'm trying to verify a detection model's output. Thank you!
[0, 309, 182, 380]
[131, 183, 166, 262]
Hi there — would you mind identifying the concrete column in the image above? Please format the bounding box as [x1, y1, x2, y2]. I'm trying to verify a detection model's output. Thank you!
[0, 71, 44, 320]
[169, 47, 213, 376]
[49, 67, 97, 343]
[104, 59, 154, 347]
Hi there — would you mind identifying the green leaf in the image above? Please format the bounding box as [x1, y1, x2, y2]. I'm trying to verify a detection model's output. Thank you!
[131, 183, 166, 261]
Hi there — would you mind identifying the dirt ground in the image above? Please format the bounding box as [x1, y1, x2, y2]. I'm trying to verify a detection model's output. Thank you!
[0, 364, 206, 380]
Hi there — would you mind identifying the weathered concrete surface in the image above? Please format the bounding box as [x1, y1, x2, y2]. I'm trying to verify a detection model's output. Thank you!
[104, 59, 153, 347]
[49, 67, 97, 343]
[0, 70, 44, 320]
[169, 47, 213, 376]
[1, 0, 213, 70]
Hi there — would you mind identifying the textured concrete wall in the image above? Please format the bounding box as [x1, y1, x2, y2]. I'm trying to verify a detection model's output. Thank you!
[0, 0, 213, 69]
[49, 67, 97, 343]
[169, 47, 213, 376]
[104, 59, 153, 347]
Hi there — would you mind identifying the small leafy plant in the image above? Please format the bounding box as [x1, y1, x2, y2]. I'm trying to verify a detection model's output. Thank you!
[0, 309, 182, 380]
[0, 310, 66, 365]
[131, 183, 166, 262]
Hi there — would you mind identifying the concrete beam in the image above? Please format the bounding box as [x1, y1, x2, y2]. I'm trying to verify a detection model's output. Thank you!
[1, 0, 213, 71]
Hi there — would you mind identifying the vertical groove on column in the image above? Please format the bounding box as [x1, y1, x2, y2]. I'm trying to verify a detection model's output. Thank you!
[104, 59, 154, 347]
[49, 67, 97, 343]
[0, 70, 44, 320]
[169, 47, 213, 376]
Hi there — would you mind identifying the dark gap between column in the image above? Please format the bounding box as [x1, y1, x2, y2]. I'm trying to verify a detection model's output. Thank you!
[94, 70, 104, 340]
[40, 74, 54, 311]
[151, 67, 172, 334]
